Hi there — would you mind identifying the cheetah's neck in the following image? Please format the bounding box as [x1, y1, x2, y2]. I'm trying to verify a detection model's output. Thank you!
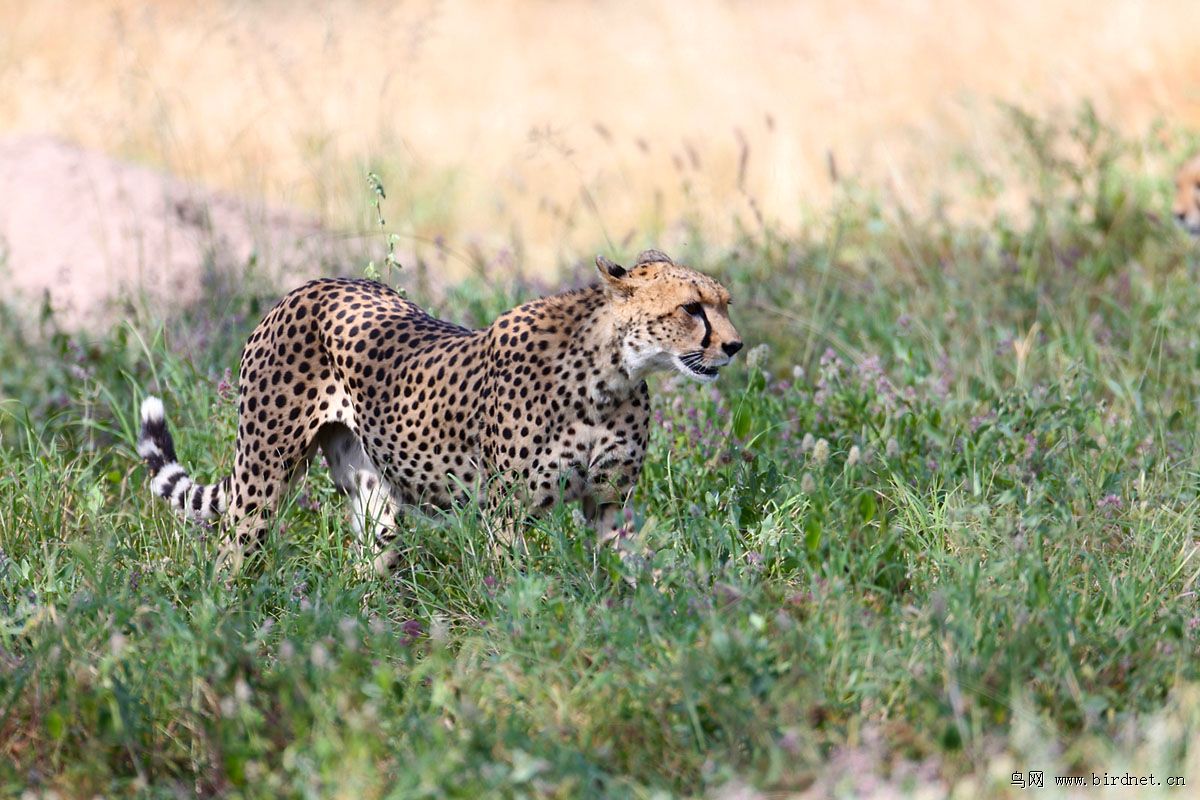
[535, 286, 646, 408]
[576, 290, 648, 406]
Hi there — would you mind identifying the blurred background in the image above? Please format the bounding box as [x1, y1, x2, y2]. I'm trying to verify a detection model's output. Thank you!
[2, 0, 1199, 324]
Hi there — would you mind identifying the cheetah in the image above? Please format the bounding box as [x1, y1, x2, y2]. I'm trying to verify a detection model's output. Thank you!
[137, 249, 743, 573]
[1175, 154, 1200, 235]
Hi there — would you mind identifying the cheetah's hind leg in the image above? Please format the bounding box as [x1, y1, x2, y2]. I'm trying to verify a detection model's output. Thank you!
[318, 424, 400, 577]
[217, 434, 323, 576]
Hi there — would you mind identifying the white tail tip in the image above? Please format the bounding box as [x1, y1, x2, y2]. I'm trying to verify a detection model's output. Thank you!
[140, 396, 165, 424]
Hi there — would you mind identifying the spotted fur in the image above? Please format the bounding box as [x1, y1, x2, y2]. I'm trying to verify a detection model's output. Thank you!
[137, 250, 742, 573]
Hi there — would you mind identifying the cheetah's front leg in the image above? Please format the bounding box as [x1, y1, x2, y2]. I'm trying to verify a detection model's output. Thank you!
[582, 490, 646, 588]
[583, 495, 631, 545]
[584, 437, 644, 547]
[483, 484, 528, 557]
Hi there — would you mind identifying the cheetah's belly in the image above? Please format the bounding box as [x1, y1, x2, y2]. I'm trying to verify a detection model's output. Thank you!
[364, 429, 483, 510]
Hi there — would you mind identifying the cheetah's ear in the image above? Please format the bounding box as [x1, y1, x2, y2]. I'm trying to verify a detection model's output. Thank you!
[596, 255, 634, 296]
[635, 249, 673, 266]
[596, 255, 626, 278]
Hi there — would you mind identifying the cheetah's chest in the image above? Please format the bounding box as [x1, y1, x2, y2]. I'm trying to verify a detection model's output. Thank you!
[532, 422, 635, 500]
[506, 388, 651, 509]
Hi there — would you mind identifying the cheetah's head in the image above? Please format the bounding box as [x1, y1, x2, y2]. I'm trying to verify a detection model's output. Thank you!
[597, 250, 743, 384]
[1174, 154, 1200, 236]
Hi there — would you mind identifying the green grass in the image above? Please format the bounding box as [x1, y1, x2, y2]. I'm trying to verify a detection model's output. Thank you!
[5, 111, 1200, 797]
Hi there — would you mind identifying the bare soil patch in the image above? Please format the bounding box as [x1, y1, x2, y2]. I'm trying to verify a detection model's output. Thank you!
[0, 135, 382, 330]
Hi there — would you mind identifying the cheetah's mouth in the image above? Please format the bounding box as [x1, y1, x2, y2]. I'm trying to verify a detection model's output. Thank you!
[676, 353, 722, 382]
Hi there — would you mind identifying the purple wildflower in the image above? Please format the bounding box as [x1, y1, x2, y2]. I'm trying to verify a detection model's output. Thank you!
[855, 355, 883, 390]
[217, 367, 235, 402]
[968, 411, 994, 433]
[400, 619, 424, 646]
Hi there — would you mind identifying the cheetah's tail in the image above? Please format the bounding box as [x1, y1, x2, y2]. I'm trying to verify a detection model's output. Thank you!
[137, 396, 230, 522]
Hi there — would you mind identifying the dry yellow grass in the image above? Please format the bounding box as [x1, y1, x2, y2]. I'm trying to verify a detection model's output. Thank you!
[3, 0, 1199, 269]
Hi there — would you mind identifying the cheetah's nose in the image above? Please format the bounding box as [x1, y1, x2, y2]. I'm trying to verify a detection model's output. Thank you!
[722, 341, 744, 357]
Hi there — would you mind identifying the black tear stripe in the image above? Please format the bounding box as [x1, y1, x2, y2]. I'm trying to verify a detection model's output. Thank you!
[698, 308, 712, 349]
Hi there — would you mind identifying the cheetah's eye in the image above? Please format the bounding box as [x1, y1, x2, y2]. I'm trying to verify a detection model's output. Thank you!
[682, 302, 703, 317]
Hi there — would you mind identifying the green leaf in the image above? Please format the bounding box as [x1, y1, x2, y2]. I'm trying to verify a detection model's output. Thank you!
[732, 405, 753, 440]
[46, 709, 65, 741]
[804, 517, 822, 554]
[225, 753, 247, 786]
[857, 491, 877, 523]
